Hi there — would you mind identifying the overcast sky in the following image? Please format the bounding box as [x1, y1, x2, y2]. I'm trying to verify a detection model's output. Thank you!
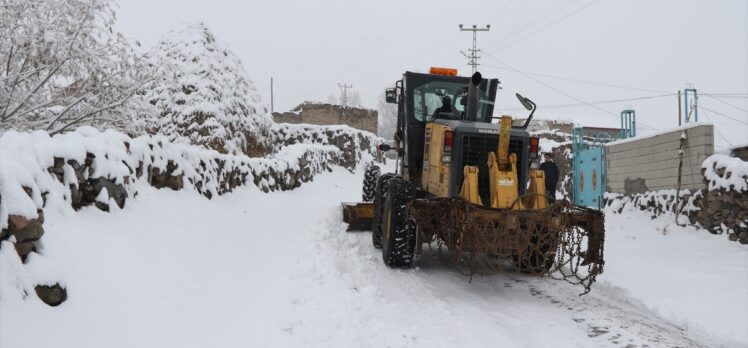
[114, 0, 748, 149]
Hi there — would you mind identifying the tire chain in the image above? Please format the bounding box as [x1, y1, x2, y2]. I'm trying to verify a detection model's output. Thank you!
[408, 198, 605, 294]
[361, 165, 380, 202]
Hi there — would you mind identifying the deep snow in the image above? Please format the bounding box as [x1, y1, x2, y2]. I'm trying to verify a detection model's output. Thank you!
[1, 165, 746, 347]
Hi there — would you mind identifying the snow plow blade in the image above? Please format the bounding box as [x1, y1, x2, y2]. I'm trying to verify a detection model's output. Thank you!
[341, 202, 374, 231]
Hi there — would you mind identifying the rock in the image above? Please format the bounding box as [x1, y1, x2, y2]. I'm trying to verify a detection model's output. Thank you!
[34, 284, 67, 306]
[14, 241, 36, 261]
[8, 215, 29, 230]
[9, 219, 43, 243]
[88, 177, 127, 209]
[165, 174, 184, 191]
[739, 231, 748, 245]
[69, 184, 83, 208]
[95, 201, 109, 212]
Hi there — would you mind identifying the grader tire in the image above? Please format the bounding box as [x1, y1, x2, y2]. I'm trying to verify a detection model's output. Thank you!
[362, 165, 381, 202]
[372, 173, 396, 249]
[381, 177, 415, 268]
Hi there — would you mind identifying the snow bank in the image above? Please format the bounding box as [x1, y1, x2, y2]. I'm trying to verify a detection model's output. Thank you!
[601, 209, 748, 347]
[702, 154, 748, 192]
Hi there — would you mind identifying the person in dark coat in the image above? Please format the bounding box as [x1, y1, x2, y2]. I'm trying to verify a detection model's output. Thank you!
[540, 152, 559, 203]
[433, 95, 452, 119]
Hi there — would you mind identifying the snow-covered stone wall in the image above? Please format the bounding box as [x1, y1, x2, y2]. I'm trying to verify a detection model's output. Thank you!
[0, 126, 380, 306]
[272, 123, 379, 167]
[697, 155, 748, 241]
[604, 154, 748, 244]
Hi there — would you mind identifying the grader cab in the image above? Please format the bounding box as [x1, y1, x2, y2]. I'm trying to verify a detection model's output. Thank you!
[342, 68, 605, 293]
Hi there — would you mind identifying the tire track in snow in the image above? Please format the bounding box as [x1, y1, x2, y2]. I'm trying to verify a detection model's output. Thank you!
[280, 209, 480, 347]
[523, 278, 710, 348]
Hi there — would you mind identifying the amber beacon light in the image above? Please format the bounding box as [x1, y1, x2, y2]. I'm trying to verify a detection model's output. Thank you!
[429, 67, 458, 76]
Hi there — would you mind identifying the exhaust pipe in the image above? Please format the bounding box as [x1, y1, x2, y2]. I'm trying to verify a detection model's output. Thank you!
[465, 72, 482, 122]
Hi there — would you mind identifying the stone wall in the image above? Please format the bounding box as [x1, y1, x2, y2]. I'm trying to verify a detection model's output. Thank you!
[273, 102, 378, 135]
[605, 124, 714, 194]
[515, 119, 575, 134]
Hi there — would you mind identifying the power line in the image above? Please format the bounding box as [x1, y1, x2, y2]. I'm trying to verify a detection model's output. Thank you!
[280, 1, 521, 106]
[499, 93, 675, 111]
[701, 93, 748, 96]
[697, 98, 735, 147]
[482, 51, 660, 130]
[471, 0, 526, 30]
[481, 63, 670, 93]
[492, 0, 600, 51]
[698, 104, 748, 125]
[348, 0, 517, 84]
[702, 93, 748, 113]
[483, 0, 579, 51]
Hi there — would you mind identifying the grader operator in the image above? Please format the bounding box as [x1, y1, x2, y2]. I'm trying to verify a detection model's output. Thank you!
[343, 67, 605, 293]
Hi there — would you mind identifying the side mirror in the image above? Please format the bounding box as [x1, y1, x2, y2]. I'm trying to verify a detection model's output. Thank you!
[385, 88, 397, 104]
[515, 93, 537, 130]
[516, 93, 534, 111]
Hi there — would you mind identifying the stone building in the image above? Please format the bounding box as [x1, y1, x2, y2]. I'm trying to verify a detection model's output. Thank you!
[273, 102, 378, 135]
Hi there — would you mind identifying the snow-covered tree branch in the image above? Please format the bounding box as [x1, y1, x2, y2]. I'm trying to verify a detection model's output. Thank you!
[137, 23, 272, 156]
[0, 0, 150, 134]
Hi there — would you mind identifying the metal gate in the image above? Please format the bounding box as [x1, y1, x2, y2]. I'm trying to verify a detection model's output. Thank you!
[570, 111, 636, 209]
[572, 128, 606, 209]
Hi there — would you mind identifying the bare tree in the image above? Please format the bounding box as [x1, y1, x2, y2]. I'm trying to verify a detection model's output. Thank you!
[377, 91, 397, 139]
[0, 0, 150, 135]
[348, 90, 362, 107]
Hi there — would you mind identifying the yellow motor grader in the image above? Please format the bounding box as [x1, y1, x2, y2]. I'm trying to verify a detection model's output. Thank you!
[342, 68, 605, 292]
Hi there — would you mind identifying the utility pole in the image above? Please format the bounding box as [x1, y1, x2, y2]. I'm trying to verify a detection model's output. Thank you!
[270, 77, 274, 113]
[459, 24, 490, 74]
[338, 83, 353, 106]
[677, 90, 682, 126]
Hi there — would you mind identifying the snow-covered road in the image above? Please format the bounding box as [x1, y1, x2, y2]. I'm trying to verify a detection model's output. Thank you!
[1, 167, 746, 347]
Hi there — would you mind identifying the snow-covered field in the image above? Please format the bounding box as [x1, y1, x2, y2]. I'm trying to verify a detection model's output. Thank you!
[1, 165, 746, 348]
